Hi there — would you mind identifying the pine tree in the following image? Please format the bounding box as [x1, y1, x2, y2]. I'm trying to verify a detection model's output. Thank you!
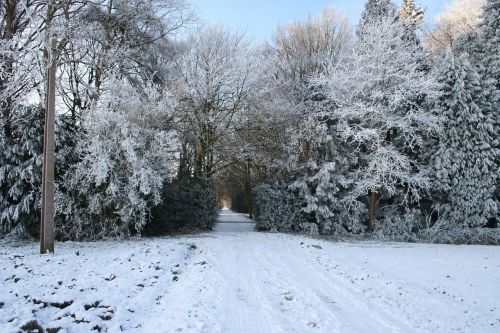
[0, 106, 44, 236]
[479, 0, 500, 132]
[432, 51, 498, 227]
[399, 0, 425, 43]
[479, 0, 500, 226]
[460, 0, 500, 227]
[400, 0, 425, 23]
[357, 0, 398, 38]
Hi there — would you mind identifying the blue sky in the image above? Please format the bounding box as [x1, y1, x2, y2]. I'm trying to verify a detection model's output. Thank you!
[189, 0, 446, 41]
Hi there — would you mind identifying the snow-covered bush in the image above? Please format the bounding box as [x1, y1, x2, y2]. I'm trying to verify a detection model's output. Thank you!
[374, 209, 423, 242]
[286, 112, 366, 235]
[252, 183, 308, 233]
[57, 80, 179, 240]
[419, 227, 500, 245]
[143, 178, 218, 235]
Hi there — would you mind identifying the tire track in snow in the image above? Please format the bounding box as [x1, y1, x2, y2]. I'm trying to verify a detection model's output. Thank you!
[250, 234, 345, 332]
[250, 234, 417, 333]
[280, 238, 417, 333]
[213, 233, 280, 333]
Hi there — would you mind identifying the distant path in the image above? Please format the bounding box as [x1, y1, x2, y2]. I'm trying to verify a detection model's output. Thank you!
[214, 209, 255, 231]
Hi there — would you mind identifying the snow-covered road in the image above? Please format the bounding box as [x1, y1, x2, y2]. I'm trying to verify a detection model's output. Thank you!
[1, 211, 499, 333]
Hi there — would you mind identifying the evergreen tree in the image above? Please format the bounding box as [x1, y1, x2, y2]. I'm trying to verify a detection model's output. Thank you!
[459, 0, 500, 227]
[479, 0, 500, 226]
[319, 15, 441, 231]
[432, 51, 498, 227]
[399, 0, 425, 43]
[400, 0, 425, 23]
[0, 106, 44, 236]
[479, 0, 500, 136]
[357, 0, 398, 38]
[480, 0, 500, 91]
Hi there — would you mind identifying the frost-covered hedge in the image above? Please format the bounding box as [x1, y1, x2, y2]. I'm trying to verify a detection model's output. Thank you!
[142, 178, 218, 235]
[252, 182, 367, 236]
[373, 209, 423, 242]
[418, 228, 500, 245]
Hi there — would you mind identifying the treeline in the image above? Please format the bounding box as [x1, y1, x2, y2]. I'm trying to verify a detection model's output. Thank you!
[0, 0, 225, 239]
[0, 0, 498, 243]
[251, 0, 499, 244]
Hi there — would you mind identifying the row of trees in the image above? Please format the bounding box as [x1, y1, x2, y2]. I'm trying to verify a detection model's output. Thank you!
[0, 0, 498, 243]
[0, 0, 206, 239]
[250, 0, 498, 243]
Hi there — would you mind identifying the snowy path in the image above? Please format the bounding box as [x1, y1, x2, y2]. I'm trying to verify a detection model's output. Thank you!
[1, 211, 499, 333]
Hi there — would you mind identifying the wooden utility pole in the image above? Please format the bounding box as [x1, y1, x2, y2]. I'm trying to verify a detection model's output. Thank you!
[245, 157, 253, 219]
[40, 38, 57, 254]
[367, 189, 378, 232]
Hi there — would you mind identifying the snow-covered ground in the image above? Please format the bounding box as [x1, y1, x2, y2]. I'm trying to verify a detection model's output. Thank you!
[1, 211, 499, 333]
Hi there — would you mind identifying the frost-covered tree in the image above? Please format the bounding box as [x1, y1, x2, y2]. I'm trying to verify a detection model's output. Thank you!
[424, 0, 485, 57]
[247, 8, 356, 235]
[431, 51, 498, 227]
[400, 0, 425, 23]
[286, 119, 365, 234]
[357, 0, 397, 38]
[479, 0, 500, 117]
[0, 1, 47, 236]
[273, 7, 352, 81]
[58, 80, 179, 240]
[453, 0, 500, 227]
[57, 0, 192, 125]
[480, 0, 500, 225]
[0, 106, 44, 236]
[318, 14, 441, 231]
[175, 26, 260, 179]
[399, 0, 425, 43]
[0, 1, 191, 239]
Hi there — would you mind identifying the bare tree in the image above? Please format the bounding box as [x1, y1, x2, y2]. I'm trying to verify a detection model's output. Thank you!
[424, 0, 485, 57]
[175, 25, 260, 179]
[56, 0, 193, 125]
[273, 6, 352, 80]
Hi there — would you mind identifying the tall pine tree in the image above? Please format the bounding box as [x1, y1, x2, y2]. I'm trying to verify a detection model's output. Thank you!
[432, 51, 498, 227]
[480, 0, 500, 92]
[479, 0, 500, 227]
[0, 106, 44, 236]
[357, 0, 398, 38]
[400, 0, 424, 22]
[399, 0, 425, 43]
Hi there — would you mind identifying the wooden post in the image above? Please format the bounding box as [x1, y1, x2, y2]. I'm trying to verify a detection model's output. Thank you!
[367, 189, 378, 232]
[245, 157, 253, 219]
[40, 38, 57, 254]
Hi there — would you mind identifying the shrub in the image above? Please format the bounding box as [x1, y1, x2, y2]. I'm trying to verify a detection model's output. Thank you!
[374, 209, 423, 242]
[142, 178, 218, 236]
[252, 184, 308, 233]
